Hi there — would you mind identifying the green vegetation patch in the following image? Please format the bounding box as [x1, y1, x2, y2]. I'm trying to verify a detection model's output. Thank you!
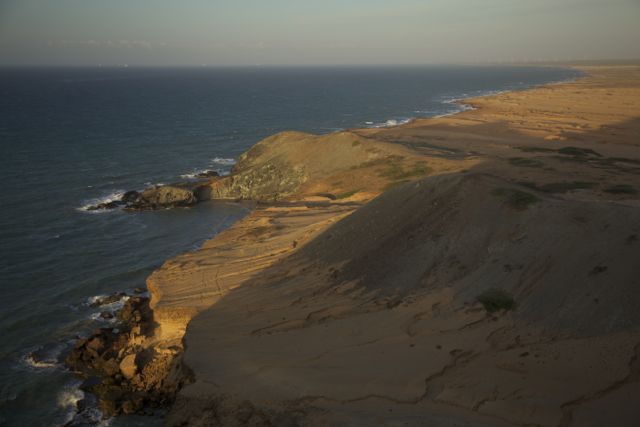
[360, 155, 405, 168]
[538, 181, 596, 193]
[335, 189, 361, 199]
[508, 157, 545, 168]
[477, 289, 516, 313]
[607, 157, 640, 166]
[492, 188, 540, 210]
[557, 146, 602, 157]
[604, 184, 637, 195]
[514, 146, 557, 153]
[516, 181, 597, 194]
[378, 161, 431, 180]
[384, 179, 411, 191]
[351, 140, 361, 147]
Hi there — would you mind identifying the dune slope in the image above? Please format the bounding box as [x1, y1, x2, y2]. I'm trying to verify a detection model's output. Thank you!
[143, 65, 640, 426]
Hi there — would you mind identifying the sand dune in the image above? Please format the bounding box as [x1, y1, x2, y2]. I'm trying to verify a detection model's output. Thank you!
[144, 65, 640, 426]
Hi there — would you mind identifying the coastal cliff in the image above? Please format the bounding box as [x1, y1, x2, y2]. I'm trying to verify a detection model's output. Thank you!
[70, 65, 640, 426]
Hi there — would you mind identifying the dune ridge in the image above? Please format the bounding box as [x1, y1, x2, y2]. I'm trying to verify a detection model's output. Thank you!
[113, 65, 640, 425]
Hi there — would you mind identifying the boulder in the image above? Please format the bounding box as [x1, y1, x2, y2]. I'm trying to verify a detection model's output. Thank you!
[27, 342, 64, 367]
[125, 185, 197, 210]
[100, 311, 114, 320]
[196, 170, 220, 178]
[89, 293, 126, 308]
[119, 354, 138, 380]
[121, 190, 140, 203]
[86, 201, 123, 211]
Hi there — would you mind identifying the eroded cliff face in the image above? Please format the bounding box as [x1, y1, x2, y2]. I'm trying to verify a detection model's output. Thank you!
[200, 161, 307, 201]
[65, 297, 192, 417]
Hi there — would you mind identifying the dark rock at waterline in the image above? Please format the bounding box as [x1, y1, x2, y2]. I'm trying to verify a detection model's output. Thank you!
[118, 296, 153, 328]
[133, 287, 145, 294]
[196, 170, 220, 178]
[100, 311, 114, 320]
[124, 185, 199, 211]
[121, 190, 140, 203]
[65, 296, 187, 417]
[85, 184, 203, 211]
[86, 201, 124, 211]
[89, 293, 126, 308]
[28, 342, 65, 367]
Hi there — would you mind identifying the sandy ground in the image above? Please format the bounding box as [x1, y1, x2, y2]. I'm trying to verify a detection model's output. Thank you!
[146, 65, 640, 426]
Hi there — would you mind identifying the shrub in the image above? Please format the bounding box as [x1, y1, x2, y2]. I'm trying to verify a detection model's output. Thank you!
[557, 146, 602, 157]
[477, 289, 516, 313]
[335, 189, 360, 199]
[492, 188, 540, 210]
[508, 157, 545, 168]
[514, 146, 556, 153]
[604, 184, 637, 195]
[538, 181, 596, 193]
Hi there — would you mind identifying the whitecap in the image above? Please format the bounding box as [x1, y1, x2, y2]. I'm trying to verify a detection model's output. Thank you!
[368, 118, 414, 128]
[180, 168, 223, 180]
[85, 294, 130, 323]
[23, 354, 59, 369]
[58, 381, 84, 411]
[211, 157, 236, 166]
[77, 190, 125, 213]
[85, 293, 129, 309]
[22, 342, 67, 370]
[58, 381, 112, 426]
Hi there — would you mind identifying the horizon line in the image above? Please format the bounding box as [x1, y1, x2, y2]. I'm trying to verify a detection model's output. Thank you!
[1, 59, 639, 69]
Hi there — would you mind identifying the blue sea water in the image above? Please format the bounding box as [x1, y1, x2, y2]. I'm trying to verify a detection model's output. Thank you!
[0, 65, 581, 426]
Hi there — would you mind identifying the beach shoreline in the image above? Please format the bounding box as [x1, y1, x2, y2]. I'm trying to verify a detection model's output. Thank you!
[66, 64, 640, 425]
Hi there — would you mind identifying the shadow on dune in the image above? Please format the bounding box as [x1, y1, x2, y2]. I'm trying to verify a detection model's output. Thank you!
[186, 114, 640, 339]
[163, 113, 640, 426]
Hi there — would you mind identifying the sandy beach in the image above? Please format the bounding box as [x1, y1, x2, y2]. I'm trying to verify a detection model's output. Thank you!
[80, 65, 640, 426]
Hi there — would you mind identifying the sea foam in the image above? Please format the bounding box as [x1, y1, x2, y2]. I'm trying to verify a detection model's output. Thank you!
[58, 381, 110, 426]
[77, 191, 125, 213]
[211, 157, 236, 166]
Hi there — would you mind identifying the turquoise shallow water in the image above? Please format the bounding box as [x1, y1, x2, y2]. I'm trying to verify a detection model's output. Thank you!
[0, 65, 581, 426]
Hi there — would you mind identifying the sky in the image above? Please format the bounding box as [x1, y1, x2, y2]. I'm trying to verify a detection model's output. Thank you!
[0, 0, 639, 66]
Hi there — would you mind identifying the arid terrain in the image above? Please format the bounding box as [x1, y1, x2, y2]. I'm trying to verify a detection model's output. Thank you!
[90, 65, 640, 426]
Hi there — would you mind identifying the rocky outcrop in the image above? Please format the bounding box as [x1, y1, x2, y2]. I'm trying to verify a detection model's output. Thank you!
[201, 161, 307, 201]
[65, 296, 191, 417]
[124, 185, 199, 210]
[86, 184, 205, 211]
[195, 170, 219, 178]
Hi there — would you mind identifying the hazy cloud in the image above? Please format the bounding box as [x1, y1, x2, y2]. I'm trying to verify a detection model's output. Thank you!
[0, 0, 638, 66]
[45, 40, 166, 49]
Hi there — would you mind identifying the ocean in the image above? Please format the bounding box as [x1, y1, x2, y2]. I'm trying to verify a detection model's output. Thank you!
[0, 65, 581, 426]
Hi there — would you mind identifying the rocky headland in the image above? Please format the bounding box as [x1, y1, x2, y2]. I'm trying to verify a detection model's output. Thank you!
[69, 65, 640, 426]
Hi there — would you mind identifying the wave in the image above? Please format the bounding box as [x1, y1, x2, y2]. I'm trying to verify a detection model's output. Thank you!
[367, 118, 414, 128]
[77, 190, 125, 213]
[180, 168, 228, 179]
[85, 293, 130, 325]
[58, 381, 110, 426]
[23, 353, 59, 369]
[211, 157, 236, 166]
[22, 342, 68, 370]
[58, 381, 84, 411]
[85, 293, 129, 310]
